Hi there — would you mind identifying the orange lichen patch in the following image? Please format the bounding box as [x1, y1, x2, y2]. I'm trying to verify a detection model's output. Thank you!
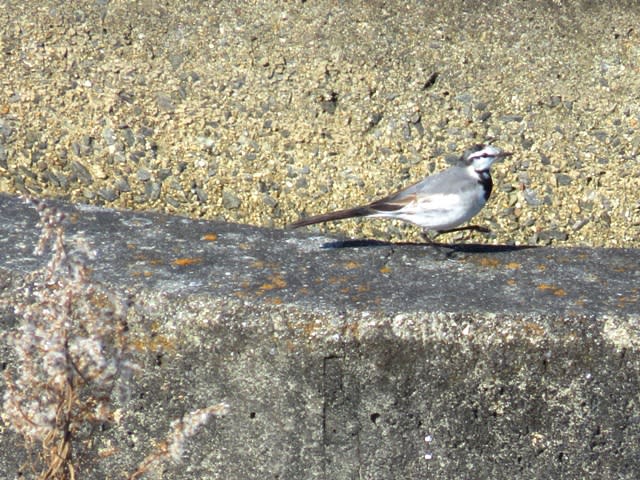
[356, 283, 370, 293]
[617, 295, 639, 307]
[259, 274, 287, 291]
[238, 242, 251, 250]
[506, 278, 517, 286]
[379, 265, 391, 274]
[328, 276, 348, 285]
[252, 260, 266, 268]
[202, 232, 218, 241]
[537, 264, 547, 271]
[506, 262, 521, 270]
[343, 260, 361, 270]
[475, 257, 501, 268]
[173, 257, 203, 267]
[301, 321, 321, 337]
[266, 296, 283, 305]
[0, 103, 9, 115]
[130, 331, 176, 353]
[537, 283, 567, 296]
[132, 252, 164, 265]
[131, 270, 153, 278]
[523, 322, 545, 337]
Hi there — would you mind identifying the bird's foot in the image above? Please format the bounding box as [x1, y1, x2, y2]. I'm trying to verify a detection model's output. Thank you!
[425, 225, 491, 243]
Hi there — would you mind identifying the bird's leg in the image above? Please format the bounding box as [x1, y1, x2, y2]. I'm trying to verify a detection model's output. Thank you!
[437, 225, 491, 235]
[421, 229, 435, 244]
[429, 225, 491, 243]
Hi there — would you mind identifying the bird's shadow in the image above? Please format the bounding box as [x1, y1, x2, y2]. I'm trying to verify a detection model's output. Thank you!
[321, 238, 538, 254]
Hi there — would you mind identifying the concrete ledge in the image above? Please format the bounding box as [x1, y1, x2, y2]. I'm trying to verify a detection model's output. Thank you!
[1, 194, 640, 479]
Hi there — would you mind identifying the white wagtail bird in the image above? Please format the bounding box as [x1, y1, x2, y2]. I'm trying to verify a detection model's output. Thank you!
[289, 144, 512, 241]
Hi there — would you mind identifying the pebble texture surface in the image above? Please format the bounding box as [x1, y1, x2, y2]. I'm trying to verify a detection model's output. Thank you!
[1, 1, 639, 246]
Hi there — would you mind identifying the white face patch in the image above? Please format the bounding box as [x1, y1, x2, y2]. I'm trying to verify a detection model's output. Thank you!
[468, 145, 501, 171]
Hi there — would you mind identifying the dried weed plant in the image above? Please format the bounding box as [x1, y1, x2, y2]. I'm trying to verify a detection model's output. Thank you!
[2, 198, 227, 479]
[128, 403, 229, 480]
[2, 199, 135, 479]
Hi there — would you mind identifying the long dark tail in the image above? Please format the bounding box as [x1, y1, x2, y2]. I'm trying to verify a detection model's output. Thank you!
[288, 206, 371, 228]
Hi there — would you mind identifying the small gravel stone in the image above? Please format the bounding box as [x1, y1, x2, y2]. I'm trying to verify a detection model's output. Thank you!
[114, 177, 131, 192]
[499, 114, 523, 123]
[42, 170, 61, 187]
[549, 95, 562, 107]
[79, 135, 94, 156]
[156, 93, 176, 112]
[195, 187, 208, 203]
[70, 160, 93, 185]
[538, 229, 569, 243]
[102, 127, 116, 145]
[82, 188, 96, 200]
[166, 196, 182, 208]
[523, 188, 542, 207]
[113, 152, 126, 164]
[572, 218, 590, 231]
[521, 137, 534, 150]
[455, 92, 473, 104]
[262, 194, 278, 208]
[168, 53, 185, 70]
[0, 145, 7, 169]
[478, 111, 492, 122]
[140, 126, 154, 138]
[130, 151, 145, 163]
[158, 168, 172, 181]
[136, 168, 151, 181]
[145, 181, 161, 201]
[555, 173, 573, 186]
[540, 153, 551, 165]
[222, 190, 241, 209]
[122, 128, 136, 147]
[57, 173, 69, 189]
[97, 188, 118, 202]
[118, 91, 134, 104]
[319, 92, 338, 114]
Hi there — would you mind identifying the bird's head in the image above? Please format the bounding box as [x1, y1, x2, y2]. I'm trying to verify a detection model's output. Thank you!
[463, 144, 512, 172]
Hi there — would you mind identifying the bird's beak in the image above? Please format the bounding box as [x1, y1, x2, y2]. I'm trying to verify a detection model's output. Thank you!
[497, 151, 513, 160]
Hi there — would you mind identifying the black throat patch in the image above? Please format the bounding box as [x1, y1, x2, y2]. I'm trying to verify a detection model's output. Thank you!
[477, 170, 493, 201]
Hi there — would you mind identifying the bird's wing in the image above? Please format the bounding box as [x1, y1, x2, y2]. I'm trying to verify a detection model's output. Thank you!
[368, 191, 418, 212]
[367, 174, 442, 212]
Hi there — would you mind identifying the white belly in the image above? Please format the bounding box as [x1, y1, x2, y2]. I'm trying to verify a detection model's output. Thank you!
[373, 191, 487, 231]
